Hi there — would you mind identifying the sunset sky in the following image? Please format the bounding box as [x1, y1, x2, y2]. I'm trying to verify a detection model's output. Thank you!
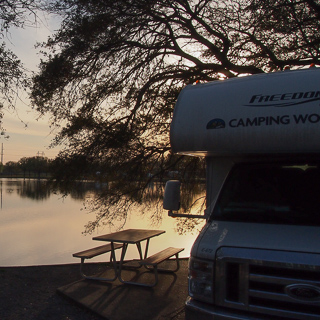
[2, 13, 61, 163]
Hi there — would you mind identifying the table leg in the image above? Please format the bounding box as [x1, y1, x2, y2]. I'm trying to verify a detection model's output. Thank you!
[110, 242, 118, 272]
[144, 238, 150, 259]
[80, 243, 119, 281]
[117, 242, 128, 274]
[136, 242, 143, 260]
[118, 239, 157, 286]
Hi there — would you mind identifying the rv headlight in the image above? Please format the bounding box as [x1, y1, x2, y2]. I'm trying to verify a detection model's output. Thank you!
[188, 257, 214, 303]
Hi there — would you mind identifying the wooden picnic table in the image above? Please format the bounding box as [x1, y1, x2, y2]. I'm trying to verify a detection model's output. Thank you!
[92, 229, 166, 285]
[74, 229, 183, 287]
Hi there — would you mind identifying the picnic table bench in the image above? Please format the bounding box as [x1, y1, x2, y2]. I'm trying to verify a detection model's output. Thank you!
[139, 247, 184, 287]
[73, 243, 123, 280]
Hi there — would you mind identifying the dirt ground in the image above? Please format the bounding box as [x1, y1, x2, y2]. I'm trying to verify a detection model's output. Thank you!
[0, 263, 107, 320]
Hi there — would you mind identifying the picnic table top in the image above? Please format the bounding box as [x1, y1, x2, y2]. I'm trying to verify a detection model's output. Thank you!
[92, 229, 165, 244]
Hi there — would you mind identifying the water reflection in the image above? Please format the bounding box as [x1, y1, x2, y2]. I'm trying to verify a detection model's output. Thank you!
[82, 180, 206, 236]
[0, 178, 205, 266]
[0, 178, 100, 203]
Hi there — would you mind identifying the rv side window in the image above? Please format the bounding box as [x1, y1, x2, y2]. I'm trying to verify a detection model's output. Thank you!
[213, 162, 320, 225]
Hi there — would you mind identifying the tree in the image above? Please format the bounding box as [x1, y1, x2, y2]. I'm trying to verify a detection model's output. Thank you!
[0, 1, 42, 107]
[246, 0, 320, 68]
[31, 0, 320, 232]
[18, 156, 51, 178]
[0, 0, 46, 142]
[4, 160, 18, 175]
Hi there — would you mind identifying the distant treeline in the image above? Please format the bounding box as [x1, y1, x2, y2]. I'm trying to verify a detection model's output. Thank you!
[1, 155, 207, 182]
[1, 156, 54, 179]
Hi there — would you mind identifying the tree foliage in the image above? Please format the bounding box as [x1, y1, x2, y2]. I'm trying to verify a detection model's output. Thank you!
[0, 1, 39, 29]
[0, 1, 42, 106]
[0, 0, 44, 142]
[3, 156, 52, 177]
[31, 0, 320, 231]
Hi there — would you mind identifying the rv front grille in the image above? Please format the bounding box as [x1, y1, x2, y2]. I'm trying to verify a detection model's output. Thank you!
[215, 247, 320, 320]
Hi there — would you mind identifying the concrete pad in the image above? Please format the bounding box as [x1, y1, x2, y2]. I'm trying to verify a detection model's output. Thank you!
[58, 259, 189, 320]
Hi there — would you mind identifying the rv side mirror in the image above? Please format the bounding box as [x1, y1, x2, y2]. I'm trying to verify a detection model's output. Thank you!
[163, 180, 181, 212]
[164, 180, 207, 219]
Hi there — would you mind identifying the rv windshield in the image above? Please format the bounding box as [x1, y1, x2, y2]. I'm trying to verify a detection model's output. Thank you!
[213, 162, 320, 225]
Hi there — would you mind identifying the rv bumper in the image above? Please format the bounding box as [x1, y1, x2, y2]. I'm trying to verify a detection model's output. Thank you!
[185, 297, 268, 320]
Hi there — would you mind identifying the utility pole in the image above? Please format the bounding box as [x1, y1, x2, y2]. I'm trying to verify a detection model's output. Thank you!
[1, 143, 3, 164]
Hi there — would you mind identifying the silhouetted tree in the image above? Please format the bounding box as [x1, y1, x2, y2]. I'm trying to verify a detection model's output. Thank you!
[3, 161, 18, 176]
[0, 1, 42, 108]
[17, 156, 51, 178]
[31, 0, 320, 232]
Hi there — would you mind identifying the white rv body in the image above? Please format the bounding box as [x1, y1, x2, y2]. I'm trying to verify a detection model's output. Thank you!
[167, 68, 320, 320]
[171, 68, 320, 156]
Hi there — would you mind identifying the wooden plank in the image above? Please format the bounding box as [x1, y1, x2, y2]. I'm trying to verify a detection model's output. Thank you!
[140, 247, 184, 266]
[73, 243, 123, 259]
[93, 229, 165, 244]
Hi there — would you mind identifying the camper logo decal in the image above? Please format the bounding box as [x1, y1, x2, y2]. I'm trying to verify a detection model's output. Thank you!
[207, 91, 320, 130]
[207, 113, 320, 129]
[246, 91, 320, 107]
[206, 118, 225, 129]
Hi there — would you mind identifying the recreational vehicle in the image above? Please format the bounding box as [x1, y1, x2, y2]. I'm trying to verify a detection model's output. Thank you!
[164, 68, 320, 320]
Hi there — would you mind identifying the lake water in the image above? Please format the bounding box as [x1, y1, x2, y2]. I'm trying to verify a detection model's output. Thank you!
[0, 178, 205, 267]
